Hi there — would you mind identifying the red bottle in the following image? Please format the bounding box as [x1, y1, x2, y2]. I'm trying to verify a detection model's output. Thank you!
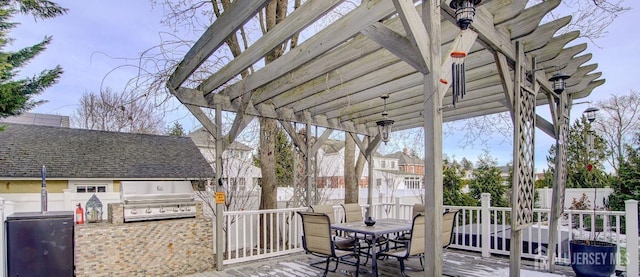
[75, 203, 85, 224]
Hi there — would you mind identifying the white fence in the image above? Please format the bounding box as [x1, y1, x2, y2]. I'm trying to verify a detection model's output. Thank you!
[536, 187, 613, 209]
[0, 190, 121, 221]
[219, 194, 639, 276]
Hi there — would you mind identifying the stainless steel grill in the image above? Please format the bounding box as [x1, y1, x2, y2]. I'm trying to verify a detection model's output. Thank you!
[120, 181, 196, 222]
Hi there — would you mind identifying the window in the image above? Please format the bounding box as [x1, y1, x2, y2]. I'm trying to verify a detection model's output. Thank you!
[380, 160, 386, 169]
[70, 181, 112, 193]
[404, 177, 421, 189]
[75, 184, 107, 193]
[376, 179, 382, 188]
[391, 161, 396, 169]
[226, 178, 247, 191]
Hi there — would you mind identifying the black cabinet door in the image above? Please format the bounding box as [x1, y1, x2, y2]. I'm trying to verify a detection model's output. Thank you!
[6, 215, 74, 277]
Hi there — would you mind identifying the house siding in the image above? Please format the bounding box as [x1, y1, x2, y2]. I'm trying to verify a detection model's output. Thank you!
[0, 180, 68, 193]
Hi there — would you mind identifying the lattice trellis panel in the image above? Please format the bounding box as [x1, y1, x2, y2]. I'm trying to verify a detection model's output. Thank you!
[513, 86, 536, 230]
[292, 147, 309, 207]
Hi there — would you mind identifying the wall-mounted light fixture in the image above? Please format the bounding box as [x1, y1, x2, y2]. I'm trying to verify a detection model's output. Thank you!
[376, 94, 394, 145]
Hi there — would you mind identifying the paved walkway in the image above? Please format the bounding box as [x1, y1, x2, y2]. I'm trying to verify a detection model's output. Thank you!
[183, 249, 577, 277]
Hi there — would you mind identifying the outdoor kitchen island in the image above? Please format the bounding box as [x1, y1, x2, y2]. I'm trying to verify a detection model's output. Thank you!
[73, 181, 214, 277]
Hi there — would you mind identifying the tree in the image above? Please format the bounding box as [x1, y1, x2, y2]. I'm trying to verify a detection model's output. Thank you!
[0, 0, 67, 120]
[72, 87, 165, 134]
[543, 115, 611, 190]
[254, 125, 294, 188]
[443, 158, 476, 206]
[608, 138, 640, 213]
[167, 122, 185, 136]
[469, 152, 509, 207]
[592, 90, 640, 173]
[344, 134, 358, 203]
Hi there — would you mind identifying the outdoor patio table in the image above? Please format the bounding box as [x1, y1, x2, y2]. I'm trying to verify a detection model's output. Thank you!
[331, 218, 412, 277]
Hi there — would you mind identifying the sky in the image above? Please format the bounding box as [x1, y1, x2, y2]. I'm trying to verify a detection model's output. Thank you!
[10, 0, 640, 172]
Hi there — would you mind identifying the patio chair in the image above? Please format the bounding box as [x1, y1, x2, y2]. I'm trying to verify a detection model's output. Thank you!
[310, 205, 355, 248]
[379, 210, 459, 277]
[297, 211, 360, 277]
[309, 205, 358, 270]
[389, 203, 426, 249]
[341, 203, 364, 222]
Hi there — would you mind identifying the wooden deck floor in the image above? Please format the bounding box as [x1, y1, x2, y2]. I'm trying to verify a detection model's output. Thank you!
[184, 249, 577, 277]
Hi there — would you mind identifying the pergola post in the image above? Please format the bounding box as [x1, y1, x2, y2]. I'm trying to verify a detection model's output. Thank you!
[423, 0, 443, 275]
[509, 41, 537, 277]
[547, 88, 570, 272]
[215, 103, 224, 271]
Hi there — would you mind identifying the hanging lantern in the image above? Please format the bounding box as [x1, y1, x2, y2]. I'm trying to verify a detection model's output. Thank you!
[376, 94, 394, 145]
[451, 51, 467, 107]
[449, 0, 481, 30]
[548, 72, 570, 93]
[85, 194, 103, 223]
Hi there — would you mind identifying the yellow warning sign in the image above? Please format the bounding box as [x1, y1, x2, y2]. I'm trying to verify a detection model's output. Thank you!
[215, 192, 225, 204]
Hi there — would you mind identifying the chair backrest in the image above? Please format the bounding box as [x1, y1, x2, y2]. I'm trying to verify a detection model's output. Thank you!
[310, 205, 337, 224]
[408, 213, 425, 256]
[412, 203, 425, 218]
[442, 210, 459, 248]
[297, 211, 333, 256]
[341, 203, 363, 222]
[407, 209, 459, 256]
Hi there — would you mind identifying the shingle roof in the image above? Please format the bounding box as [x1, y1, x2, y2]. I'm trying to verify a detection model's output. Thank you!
[0, 123, 215, 179]
[385, 151, 423, 165]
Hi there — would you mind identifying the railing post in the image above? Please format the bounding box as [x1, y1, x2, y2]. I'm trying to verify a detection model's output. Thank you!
[378, 193, 383, 218]
[481, 193, 491, 258]
[625, 200, 638, 277]
[395, 197, 400, 219]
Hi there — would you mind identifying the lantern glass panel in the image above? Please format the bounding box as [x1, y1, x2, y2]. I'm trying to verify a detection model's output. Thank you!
[552, 78, 566, 93]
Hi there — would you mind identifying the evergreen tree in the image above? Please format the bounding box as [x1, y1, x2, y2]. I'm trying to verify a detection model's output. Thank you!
[167, 122, 185, 136]
[608, 139, 640, 212]
[543, 116, 610, 189]
[443, 158, 476, 206]
[469, 152, 509, 207]
[254, 125, 293, 187]
[0, 1, 66, 119]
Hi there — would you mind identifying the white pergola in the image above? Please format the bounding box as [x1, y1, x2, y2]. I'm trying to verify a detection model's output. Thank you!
[167, 1, 604, 276]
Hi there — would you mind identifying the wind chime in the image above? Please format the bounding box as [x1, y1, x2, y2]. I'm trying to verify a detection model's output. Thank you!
[451, 50, 466, 107]
[448, 0, 481, 107]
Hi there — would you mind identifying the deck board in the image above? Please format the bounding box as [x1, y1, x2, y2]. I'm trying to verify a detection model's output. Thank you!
[183, 249, 576, 276]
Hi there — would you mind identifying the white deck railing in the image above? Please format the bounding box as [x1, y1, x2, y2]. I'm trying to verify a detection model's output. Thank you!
[220, 195, 639, 275]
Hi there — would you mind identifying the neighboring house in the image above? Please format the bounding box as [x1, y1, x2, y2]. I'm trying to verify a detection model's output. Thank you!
[384, 148, 424, 189]
[188, 128, 261, 191]
[315, 139, 419, 192]
[0, 123, 214, 194]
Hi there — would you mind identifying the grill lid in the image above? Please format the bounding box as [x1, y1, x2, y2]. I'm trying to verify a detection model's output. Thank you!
[120, 181, 195, 204]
